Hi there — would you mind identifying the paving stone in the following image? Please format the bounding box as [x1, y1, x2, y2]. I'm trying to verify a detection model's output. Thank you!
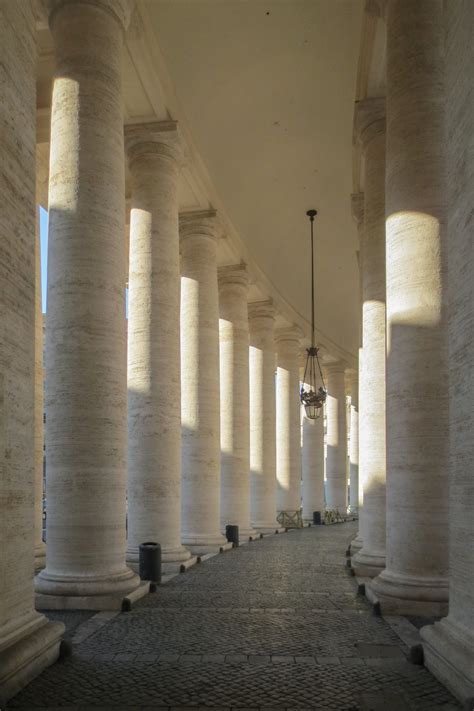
[356, 642, 406, 658]
[8, 523, 461, 710]
[271, 655, 295, 664]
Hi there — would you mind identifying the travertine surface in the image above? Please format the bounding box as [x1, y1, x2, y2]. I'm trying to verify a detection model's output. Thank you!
[352, 98, 386, 579]
[275, 327, 302, 513]
[180, 211, 226, 550]
[0, 1, 63, 702]
[126, 122, 190, 568]
[301, 412, 325, 521]
[218, 266, 255, 539]
[36, 0, 139, 602]
[371, 0, 449, 615]
[421, 1, 474, 703]
[325, 364, 347, 512]
[348, 372, 359, 515]
[248, 301, 278, 531]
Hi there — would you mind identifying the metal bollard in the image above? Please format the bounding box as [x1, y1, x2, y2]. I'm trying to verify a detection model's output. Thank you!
[313, 511, 322, 525]
[139, 542, 161, 585]
[225, 524, 239, 547]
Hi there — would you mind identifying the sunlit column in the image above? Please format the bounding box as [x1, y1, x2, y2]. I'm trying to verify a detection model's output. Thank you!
[301, 409, 325, 521]
[370, 0, 448, 614]
[248, 301, 278, 531]
[36, 0, 140, 605]
[352, 97, 386, 578]
[350, 193, 364, 554]
[348, 372, 359, 515]
[125, 122, 191, 571]
[325, 363, 347, 512]
[180, 211, 227, 552]
[275, 327, 302, 515]
[420, 2, 474, 702]
[218, 265, 255, 539]
[0, 1, 63, 700]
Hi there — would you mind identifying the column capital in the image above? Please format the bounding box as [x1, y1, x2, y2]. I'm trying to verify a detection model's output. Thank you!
[351, 192, 365, 228]
[125, 120, 182, 168]
[248, 300, 275, 322]
[218, 263, 250, 290]
[354, 97, 386, 152]
[324, 360, 347, 377]
[45, 0, 133, 31]
[275, 325, 303, 346]
[179, 210, 220, 246]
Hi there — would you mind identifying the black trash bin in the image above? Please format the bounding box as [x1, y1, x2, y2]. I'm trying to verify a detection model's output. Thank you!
[139, 542, 161, 584]
[313, 511, 322, 525]
[225, 524, 239, 547]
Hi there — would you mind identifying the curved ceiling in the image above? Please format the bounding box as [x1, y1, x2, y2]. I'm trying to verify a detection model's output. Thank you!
[147, 0, 363, 358]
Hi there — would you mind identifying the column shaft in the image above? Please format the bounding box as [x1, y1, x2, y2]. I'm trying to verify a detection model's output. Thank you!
[420, 1, 474, 702]
[218, 266, 255, 539]
[348, 374, 359, 515]
[275, 328, 302, 516]
[180, 211, 226, 551]
[352, 98, 386, 578]
[126, 123, 190, 570]
[0, 1, 63, 701]
[301, 413, 325, 521]
[370, 0, 448, 614]
[36, 0, 139, 604]
[249, 302, 278, 531]
[325, 365, 347, 512]
[34, 206, 46, 571]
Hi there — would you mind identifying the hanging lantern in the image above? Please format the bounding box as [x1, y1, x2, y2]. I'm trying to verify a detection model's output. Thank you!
[300, 209, 327, 419]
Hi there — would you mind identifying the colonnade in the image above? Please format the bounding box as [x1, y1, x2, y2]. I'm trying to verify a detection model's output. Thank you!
[0, 0, 353, 700]
[352, 0, 474, 703]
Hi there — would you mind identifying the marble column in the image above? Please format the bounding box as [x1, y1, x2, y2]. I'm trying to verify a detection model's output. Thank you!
[36, 0, 140, 606]
[125, 122, 191, 571]
[301, 410, 325, 521]
[34, 206, 46, 572]
[325, 363, 347, 513]
[248, 301, 278, 532]
[352, 98, 386, 578]
[370, 0, 448, 614]
[275, 327, 302, 516]
[218, 265, 255, 539]
[180, 211, 227, 552]
[350, 193, 364, 554]
[420, 1, 474, 702]
[348, 372, 359, 515]
[0, 1, 63, 702]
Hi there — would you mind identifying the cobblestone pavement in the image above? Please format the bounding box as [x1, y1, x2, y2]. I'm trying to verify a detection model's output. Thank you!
[9, 523, 461, 710]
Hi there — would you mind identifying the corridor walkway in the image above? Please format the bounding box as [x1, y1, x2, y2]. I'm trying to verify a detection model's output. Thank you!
[10, 523, 459, 710]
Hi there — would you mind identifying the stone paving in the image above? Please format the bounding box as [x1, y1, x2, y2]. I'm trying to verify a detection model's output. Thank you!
[8, 522, 461, 710]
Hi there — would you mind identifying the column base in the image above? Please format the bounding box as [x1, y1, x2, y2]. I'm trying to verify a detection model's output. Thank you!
[35, 567, 140, 610]
[420, 617, 474, 707]
[253, 523, 283, 534]
[350, 534, 363, 554]
[352, 548, 385, 578]
[127, 543, 192, 573]
[0, 614, 64, 705]
[222, 525, 258, 541]
[181, 532, 228, 555]
[369, 569, 449, 616]
[34, 542, 46, 572]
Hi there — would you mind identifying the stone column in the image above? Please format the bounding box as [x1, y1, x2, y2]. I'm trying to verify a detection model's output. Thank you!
[301, 410, 325, 522]
[0, 1, 63, 702]
[275, 327, 302, 517]
[350, 193, 364, 554]
[248, 301, 278, 532]
[34, 207, 46, 572]
[370, 0, 448, 614]
[325, 363, 347, 513]
[125, 122, 191, 571]
[36, 0, 140, 606]
[420, 2, 474, 702]
[352, 98, 387, 578]
[218, 265, 255, 539]
[180, 211, 226, 552]
[348, 372, 359, 515]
